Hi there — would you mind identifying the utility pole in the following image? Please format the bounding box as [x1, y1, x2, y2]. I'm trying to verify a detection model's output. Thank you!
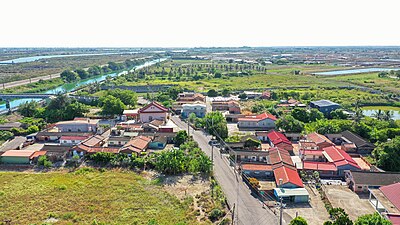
[279, 197, 284, 225]
[211, 144, 214, 168]
[235, 162, 241, 225]
[187, 119, 190, 137]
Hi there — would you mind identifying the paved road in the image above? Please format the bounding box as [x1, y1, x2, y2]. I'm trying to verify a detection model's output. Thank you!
[172, 116, 280, 225]
[0, 73, 60, 90]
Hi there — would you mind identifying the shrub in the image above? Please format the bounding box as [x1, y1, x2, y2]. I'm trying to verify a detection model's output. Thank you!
[208, 208, 223, 222]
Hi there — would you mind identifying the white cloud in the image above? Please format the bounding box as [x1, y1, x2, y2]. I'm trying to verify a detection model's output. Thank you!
[1, 0, 399, 47]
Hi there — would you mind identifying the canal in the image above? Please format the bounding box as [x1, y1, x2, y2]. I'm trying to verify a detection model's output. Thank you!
[0, 58, 166, 111]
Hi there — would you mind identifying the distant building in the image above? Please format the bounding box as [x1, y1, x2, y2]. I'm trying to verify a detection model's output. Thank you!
[322, 146, 361, 176]
[172, 92, 206, 114]
[243, 91, 262, 99]
[181, 103, 206, 118]
[310, 99, 340, 116]
[177, 92, 205, 102]
[341, 130, 375, 153]
[305, 132, 334, 150]
[266, 130, 293, 153]
[237, 113, 277, 130]
[139, 101, 169, 123]
[211, 100, 241, 114]
[0, 150, 37, 164]
[346, 171, 400, 193]
[59, 136, 88, 146]
[55, 118, 99, 133]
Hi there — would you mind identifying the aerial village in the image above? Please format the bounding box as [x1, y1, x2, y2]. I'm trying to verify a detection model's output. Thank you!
[1, 87, 399, 225]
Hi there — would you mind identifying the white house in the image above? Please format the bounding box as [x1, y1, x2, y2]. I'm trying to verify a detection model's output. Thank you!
[181, 103, 206, 118]
[237, 113, 277, 130]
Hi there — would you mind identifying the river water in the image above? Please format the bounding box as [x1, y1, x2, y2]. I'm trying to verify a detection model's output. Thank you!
[313, 68, 400, 76]
[0, 52, 138, 64]
[0, 58, 166, 111]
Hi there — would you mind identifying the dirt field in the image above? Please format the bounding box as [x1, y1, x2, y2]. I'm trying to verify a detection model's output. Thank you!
[324, 185, 375, 221]
[284, 185, 330, 225]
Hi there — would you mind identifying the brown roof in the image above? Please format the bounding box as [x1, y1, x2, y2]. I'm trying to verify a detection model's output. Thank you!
[242, 163, 273, 171]
[307, 132, 334, 145]
[341, 130, 375, 148]
[269, 148, 293, 166]
[350, 171, 400, 186]
[121, 136, 151, 153]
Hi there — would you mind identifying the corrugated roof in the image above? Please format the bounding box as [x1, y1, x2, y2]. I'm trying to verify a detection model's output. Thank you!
[311, 99, 339, 107]
[380, 183, 400, 211]
[242, 163, 273, 171]
[269, 148, 294, 166]
[307, 132, 334, 145]
[274, 188, 309, 197]
[303, 161, 337, 171]
[349, 171, 400, 186]
[1, 150, 35, 157]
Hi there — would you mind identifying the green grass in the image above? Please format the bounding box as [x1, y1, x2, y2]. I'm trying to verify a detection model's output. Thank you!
[0, 170, 198, 225]
[361, 106, 400, 111]
[0, 78, 65, 94]
[323, 72, 400, 94]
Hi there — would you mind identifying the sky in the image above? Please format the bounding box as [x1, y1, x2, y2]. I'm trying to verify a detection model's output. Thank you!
[1, 0, 400, 47]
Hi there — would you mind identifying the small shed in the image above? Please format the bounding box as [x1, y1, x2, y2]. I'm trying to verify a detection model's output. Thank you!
[273, 188, 309, 203]
[0, 150, 35, 164]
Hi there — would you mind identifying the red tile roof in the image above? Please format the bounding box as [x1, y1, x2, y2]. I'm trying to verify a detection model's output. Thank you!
[380, 183, 400, 211]
[238, 112, 277, 122]
[139, 101, 168, 113]
[242, 164, 273, 171]
[267, 130, 291, 146]
[323, 146, 361, 169]
[307, 132, 334, 145]
[273, 165, 303, 188]
[303, 161, 337, 171]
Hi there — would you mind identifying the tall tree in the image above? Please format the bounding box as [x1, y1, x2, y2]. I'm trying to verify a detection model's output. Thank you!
[99, 95, 126, 116]
[204, 112, 228, 140]
[60, 70, 80, 82]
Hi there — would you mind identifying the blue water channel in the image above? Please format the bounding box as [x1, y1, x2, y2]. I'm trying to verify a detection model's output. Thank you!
[313, 68, 400, 76]
[0, 58, 166, 111]
[0, 52, 138, 64]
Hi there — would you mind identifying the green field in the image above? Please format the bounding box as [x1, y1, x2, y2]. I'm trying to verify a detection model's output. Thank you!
[0, 170, 198, 225]
[323, 72, 400, 94]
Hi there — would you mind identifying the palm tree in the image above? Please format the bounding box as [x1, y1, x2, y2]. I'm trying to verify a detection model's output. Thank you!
[354, 109, 363, 123]
[373, 109, 383, 120]
[382, 110, 394, 121]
